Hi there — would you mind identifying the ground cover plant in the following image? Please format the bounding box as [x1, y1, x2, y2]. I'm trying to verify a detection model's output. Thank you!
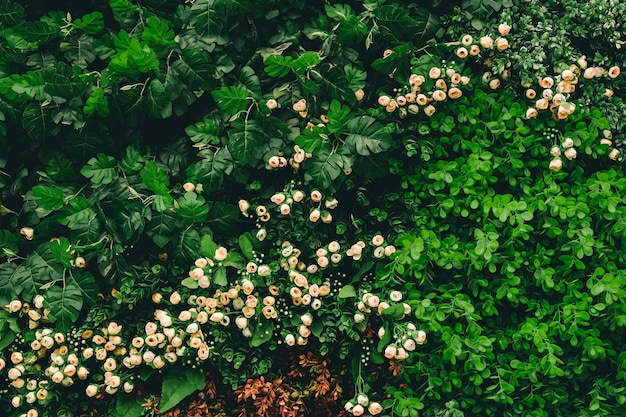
[0, 0, 625, 416]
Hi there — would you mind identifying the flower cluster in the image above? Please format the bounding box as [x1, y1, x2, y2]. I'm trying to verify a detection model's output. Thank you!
[344, 393, 383, 416]
[377, 67, 470, 118]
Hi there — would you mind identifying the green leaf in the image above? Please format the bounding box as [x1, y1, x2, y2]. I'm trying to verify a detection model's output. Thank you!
[188, 0, 225, 40]
[176, 192, 209, 225]
[345, 116, 393, 156]
[264, 55, 294, 78]
[119, 145, 146, 174]
[0, 230, 19, 260]
[344, 63, 367, 90]
[207, 201, 240, 233]
[0, 0, 25, 27]
[200, 235, 218, 259]
[381, 303, 406, 319]
[141, 161, 170, 195]
[109, 34, 159, 78]
[84, 87, 110, 117]
[81, 153, 117, 184]
[251, 320, 274, 347]
[227, 120, 263, 165]
[239, 233, 255, 260]
[146, 211, 179, 248]
[338, 285, 356, 298]
[310, 65, 355, 103]
[292, 51, 321, 77]
[74, 11, 105, 34]
[185, 118, 223, 145]
[141, 16, 175, 55]
[23, 103, 57, 140]
[0, 310, 19, 350]
[172, 49, 215, 90]
[0, 263, 26, 305]
[114, 394, 145, 417]
[327, 100, 352, 134]
[66, 272, 100, 306]
[49, 238, 72, 268]
[304, 149, 344, 188]
[214, 266, 227, 286]
[44, 283, 83, 332]
[159, 367, 205, 412]
[33, 185, 65, 210]
[211, 86, 250, 114]
[147, 79, 172, 119]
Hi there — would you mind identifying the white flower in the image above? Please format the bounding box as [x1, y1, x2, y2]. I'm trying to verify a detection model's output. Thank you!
[389, 291, 402, 302]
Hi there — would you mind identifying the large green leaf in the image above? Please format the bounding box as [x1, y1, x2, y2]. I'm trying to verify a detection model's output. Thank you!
[23, 103, 57, 140]
[146, 210, 179, 247]
[227, 120, 263, 165]
[74, 11, 105, 34]
[160, 367, 205, 412]
[141, 16, 176, 56]
[0, 263, 27, 305]
[310, 65, 355, 104]
[188, 0, 225, 40]
[211, 86, 250, 114]
[67, 271, 100, 306]
[44, 283, 83, 332]
[140, 161, 170, 195]
[344, 116, 393, 156]
[304, 150, 345, 189]
[0, 0, 25, 27]
[172, 49, 215, 90]
[81, 153, 117, 184]
[176, 192, 209, 225]
[264, 55, 293, 78]
[185, 118, 223, 145]
[147, 79, 172, 119]
[33, 185, 65, 210]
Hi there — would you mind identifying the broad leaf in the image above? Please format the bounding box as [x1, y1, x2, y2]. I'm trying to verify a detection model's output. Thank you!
[141, 16, 175, 55]
[211, 86, 250, 114]
[264, 55, 293, 78]
[67, 272, 100, 306]
[160, 367, 205, 412]
[344, 116, 393, 156]
[185, 118, 223, 145]
[74, 11, 105, 34]
[49, 237, 72, 268]
[227, 120, 263, 165]
[176, 192, 209, 225]
[310, 65, 355, 103]
[44, 283, 83, 332]
[0, 0, 25, 27]
[172, 49, 215, 90]
[23, 103, 57, 140]
[304, 150, 344, 189]
[147, 79, 172, 119]
[32, 185, 64, 210]
[81, 153, 117, 184]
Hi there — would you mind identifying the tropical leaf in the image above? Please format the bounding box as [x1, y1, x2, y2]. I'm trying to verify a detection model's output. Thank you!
[32, 185, 65, 210]
[344, 116, 393, 156]
[119, 145, 147, 174]
[227, 120, 263, 165]
[23, 102, 57, 140]
[176, 192, 209, 225]
[147, 79, 172, 119]
[0, 0, 25, 27]
[0, 263, 27, 305]
[310, 65, 355, 103]
[190, 148, 234, 194]
[81, 153, 117, 184]
[172, 49, 215, 90]
[141, 16, 176, 56]
[146, 210, 178, 247]
[185, 118, 223, 145]
[67, 271, 100, 306]
[291, 51, 321, 77]
[83, 87, 110, 116]
[74, 11, 105, 34]
[304, 150, 345, 189]
[44, 283, 83, 332]
[211, 86, 250, 114]
[160, 367, 205, 412]
[264, 55, 293, 78]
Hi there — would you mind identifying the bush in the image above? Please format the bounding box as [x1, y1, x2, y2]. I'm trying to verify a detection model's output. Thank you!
[0, 1, 625, 417]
